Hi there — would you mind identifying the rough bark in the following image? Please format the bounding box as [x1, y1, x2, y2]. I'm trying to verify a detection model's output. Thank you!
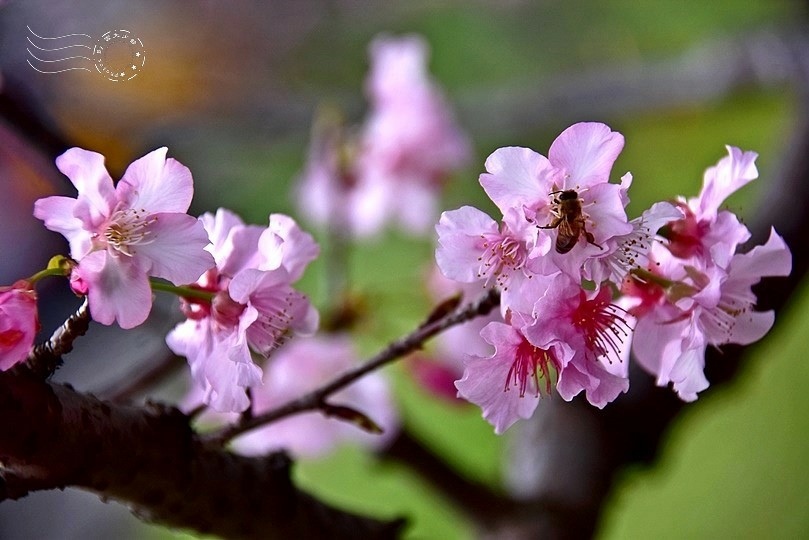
[0, 371, 404, 539]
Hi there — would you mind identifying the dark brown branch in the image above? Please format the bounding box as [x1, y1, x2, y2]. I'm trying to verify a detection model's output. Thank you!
[0, 371, 404, 539]
[381, 429, 515, 525]
[208, 289, 501, 445]
[14, 298, 90, 379]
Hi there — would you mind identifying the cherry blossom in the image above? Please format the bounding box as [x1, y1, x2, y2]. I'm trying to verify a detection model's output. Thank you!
[629, 229, 791, 401]
[297, 34, 470, 237]
[455, 321, 572, 434]
[665, 146, 758, 268]
[33, 147, 214, 328]
[0, 280, 39, 371]
[167, 209, 319, 413]
[522, 274, 632, 408]
[479, 123, 633, 279]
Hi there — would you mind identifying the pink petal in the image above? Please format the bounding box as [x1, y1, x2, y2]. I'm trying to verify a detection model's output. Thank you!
[435, 206, 499, 283]
[548, 122, 624, 187]
[33, 195, 92, 259]
[480, 146, 555, 215]
[725, 310, 775, 346]
[136, 213, 215, 285]
[117, 147, 194, 213]
[697, 146, 758, 220]
[259, 214, 320, 281]
[455, 355, 540, 435]
[75, 251, 153, 329]
[220, 225, 265, 277]
[55, 148, 117, 226]
[631, 314, 690, 386]
[728, 228, 791, 282]
[203, 341, 263, 413]
[669, 345, 709, 402]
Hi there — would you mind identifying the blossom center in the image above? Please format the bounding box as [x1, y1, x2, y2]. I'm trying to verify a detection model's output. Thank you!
[477, 229, 527, 290]
[101, 208, 157, 256]
[663, 205, 708, 259]
[504, 339, 556, 397]
[572, 290, 631, 362]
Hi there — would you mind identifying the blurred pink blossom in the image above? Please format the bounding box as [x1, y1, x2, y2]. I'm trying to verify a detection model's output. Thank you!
[297, 34, 471, 237]
[235, 334, 399, 458]
[0, 280, 39, 371]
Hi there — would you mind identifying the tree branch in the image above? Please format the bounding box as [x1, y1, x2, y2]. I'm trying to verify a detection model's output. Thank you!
[13, 298, 90, 379]
[207, 288, 500, 445]
[0, 371, 404, 539]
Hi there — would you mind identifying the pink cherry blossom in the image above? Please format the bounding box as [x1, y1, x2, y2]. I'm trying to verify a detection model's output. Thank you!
[628, 229, 791, 401]
[233, 334, 399, 458]
[479, 124, 633, 279]
[0, 280, 39, 371]
[435, 205, 539, 292]
[522, 274, 631, 408]
[167, 209, 319, 413]
[34, 147, 214, 329]
[455, 321, 571, 434]
[666, 146, 757, 268]
[296, 34, 470, 238]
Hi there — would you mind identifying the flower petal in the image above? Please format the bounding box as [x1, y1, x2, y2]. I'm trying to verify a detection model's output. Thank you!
[480, 146, 555, 215]
[117, 147, 194, 213]
[33, 195, 93, 259]
[55, 148, 117, 226]
[435, 206, 499, 283]
[548, 122, 624, 187]
[136, 213, 215, 285]
[75, 251, 152, 329]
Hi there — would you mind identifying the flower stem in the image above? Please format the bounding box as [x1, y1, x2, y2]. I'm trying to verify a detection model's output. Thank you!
[630, 267, 674, 288]
[149, 280, 215, 301]
[28, 267, 68, 284]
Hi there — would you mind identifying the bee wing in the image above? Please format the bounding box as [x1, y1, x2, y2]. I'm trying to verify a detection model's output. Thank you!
[554, 219, 579, 254]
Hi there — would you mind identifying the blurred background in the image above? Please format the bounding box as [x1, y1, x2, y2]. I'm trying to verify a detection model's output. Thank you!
[0, 0, 807, 538]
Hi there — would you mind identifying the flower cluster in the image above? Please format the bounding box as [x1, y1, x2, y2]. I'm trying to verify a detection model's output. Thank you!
[167, 208, 319, 412]
[297, 34, 471, 237]
[625, 147, 792, 401]
[31, 148, 320, 415]
[436, 123, 791, 433]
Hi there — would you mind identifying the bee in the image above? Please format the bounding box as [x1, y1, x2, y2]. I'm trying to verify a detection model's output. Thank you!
[539, 189, 602, 254]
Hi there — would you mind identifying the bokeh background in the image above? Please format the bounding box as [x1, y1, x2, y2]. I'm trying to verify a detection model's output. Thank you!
[0, 1, 807, 538]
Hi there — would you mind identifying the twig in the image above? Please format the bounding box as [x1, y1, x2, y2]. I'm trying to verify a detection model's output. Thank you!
[206, 288, 501, 446]
[15, 298, 90, 379]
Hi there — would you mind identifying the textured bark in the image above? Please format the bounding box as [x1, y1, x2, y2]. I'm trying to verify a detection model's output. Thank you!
[0, 372, 403, 539]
